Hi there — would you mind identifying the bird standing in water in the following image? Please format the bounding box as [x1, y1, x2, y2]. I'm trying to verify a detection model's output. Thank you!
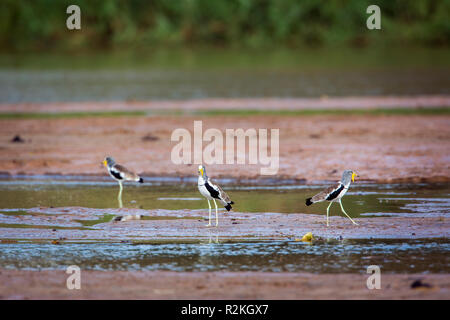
[197, 165, 234, 227]
[103, 156, 143, 207]
[306, 170, 359, 226]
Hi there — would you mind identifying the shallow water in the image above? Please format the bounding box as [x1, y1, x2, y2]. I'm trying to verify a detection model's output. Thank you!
[0, 178, 448, 273]
[2, 68, 449, 104]
[1, 48, 449, 103]
[0, 239, 448, 274]
[0, 178, 448, 218]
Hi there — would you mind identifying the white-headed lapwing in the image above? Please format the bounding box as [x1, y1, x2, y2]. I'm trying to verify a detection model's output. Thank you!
[305, 170, 359, 226]
[103, 156, 143, 194]
[197, 165, 234, 227]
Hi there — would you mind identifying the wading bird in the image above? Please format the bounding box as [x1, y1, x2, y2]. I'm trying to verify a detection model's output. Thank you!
[103, 157, 143, 207]
[197, 165, 234, 227]
[305, 170, 359, 226]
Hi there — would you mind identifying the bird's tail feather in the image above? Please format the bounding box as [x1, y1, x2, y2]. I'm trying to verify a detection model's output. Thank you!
[138, 177, 144, 183]
[224, 203, 232, 211]
[305, 198, 313, 206]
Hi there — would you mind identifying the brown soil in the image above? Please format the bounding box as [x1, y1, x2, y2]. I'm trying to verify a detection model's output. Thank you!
[1, 98, 448, 301]
[0, 113, 449, 182]
[0, 269, 447, 299]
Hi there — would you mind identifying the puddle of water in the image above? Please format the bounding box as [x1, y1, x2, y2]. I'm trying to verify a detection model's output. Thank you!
[0, 179, 447, 274]
[0, 239, 447, 274]
[0, 179, 448, 219]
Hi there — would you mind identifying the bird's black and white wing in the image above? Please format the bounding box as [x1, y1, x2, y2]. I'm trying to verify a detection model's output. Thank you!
[111, 164, 143, 182]
[109, 164, 125, 180]
[207, 178, 234, 210]
[306, 182, 344, 205]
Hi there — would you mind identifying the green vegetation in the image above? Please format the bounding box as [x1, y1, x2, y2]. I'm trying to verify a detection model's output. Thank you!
[0, 107, 448, 120]
[1, 0, 448, 52]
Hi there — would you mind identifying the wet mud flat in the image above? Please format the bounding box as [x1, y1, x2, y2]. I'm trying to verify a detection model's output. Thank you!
[0, 181, 448, 299]
[0, 269, 448, 300]
[0, 207, 448, 241]
[0, 182, 448, 272]
[0, 113, 449, 182]
[2, 96, 450, 112]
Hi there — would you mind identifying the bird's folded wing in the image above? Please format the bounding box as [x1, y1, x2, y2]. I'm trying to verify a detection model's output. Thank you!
[311, 182, 342, 202]
[113, 164, 138, 180]
[209, 179, 231, 202]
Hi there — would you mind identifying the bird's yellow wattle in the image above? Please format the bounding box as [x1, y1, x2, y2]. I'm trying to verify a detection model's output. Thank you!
[352, 172, 357, 182]
[103, 160, 107, 167]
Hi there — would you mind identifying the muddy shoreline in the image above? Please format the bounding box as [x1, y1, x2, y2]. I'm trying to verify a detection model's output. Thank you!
[1, 95, 450, 113]
[0, 113, 449, 182]
[0, 208, 448, 241]
[0, 269, 447, 299]
[1, 172, 449, 185]
[1, 100, 448, 300]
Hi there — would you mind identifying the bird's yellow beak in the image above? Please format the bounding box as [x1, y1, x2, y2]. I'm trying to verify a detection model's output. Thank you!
[352, 172, 357, 182]
[102, 160, 107, 167]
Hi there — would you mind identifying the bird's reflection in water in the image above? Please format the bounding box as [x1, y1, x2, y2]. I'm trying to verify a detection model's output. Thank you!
[208, 234, 219, 244]
[199, 233, 220, 244]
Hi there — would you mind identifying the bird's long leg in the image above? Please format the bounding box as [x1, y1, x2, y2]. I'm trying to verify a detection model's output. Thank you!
[118, 181, 123, 209]
[206, 200, 212, 227]
[339, 199, 359, 225]
[326, 202, 333, 227]
[118, 193, 123, 208]
[213, 199, 218, 227]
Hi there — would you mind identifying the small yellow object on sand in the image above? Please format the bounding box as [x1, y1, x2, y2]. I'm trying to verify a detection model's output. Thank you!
[301, 232, 314, 242]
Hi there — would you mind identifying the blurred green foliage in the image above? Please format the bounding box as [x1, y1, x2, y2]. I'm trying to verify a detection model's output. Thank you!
[0, 0, 448, 52]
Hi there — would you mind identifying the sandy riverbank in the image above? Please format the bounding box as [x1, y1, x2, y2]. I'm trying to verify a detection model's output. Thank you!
[0, 269, 447, 299]
[0, 113, 449, 182]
